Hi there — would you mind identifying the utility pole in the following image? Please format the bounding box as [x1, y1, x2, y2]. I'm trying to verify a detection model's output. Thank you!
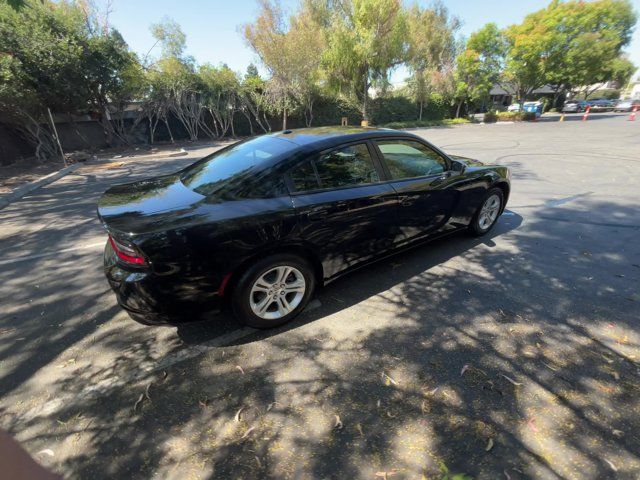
[47, 108, 67, 166]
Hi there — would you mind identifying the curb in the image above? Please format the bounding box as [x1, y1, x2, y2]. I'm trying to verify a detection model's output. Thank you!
[0, 162, 82, 210]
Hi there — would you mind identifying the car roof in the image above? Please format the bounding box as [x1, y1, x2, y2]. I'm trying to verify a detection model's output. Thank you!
[266, 126, 421, 149]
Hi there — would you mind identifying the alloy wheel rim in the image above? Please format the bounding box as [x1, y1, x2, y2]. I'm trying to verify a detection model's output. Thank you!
[249, 265, 306, 320]
[478, 194, 501, 230]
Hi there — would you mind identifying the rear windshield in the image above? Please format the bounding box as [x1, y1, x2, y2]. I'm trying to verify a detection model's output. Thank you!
[180, 136, 297, 199]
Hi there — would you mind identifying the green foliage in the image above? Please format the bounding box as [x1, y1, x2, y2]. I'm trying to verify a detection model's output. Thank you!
[380, 118, 470, 129]
[151, 17, 187, 59]
[503, 0, 637, 99]
[0, 0, 141, 156]
[495, 110, 537, 121]
[406, 3, 460, 119]
[454, 23, 507, 112]
[322, 0, 407, 119]
[483, 110, 498, 123]
[243, 0, 325, 128]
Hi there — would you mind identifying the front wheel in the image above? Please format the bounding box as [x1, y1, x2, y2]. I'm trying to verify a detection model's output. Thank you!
[468, 188, 504, 236]
[231, 253, 316, 329]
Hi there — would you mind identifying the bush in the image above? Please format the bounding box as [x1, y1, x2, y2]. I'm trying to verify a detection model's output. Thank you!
[496, 111, 520, 121]
[493, 111, 538, 122]
[380, 118, 470, 129]
[483, 110, 498, 123]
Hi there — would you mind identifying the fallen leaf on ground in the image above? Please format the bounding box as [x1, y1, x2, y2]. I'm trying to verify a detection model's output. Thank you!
[144, 383, 152, 401]
[604, 459, 617, 471]
[503, 470, 512, 480]
[133, 393, 144, 411]
[234, 407, 245, 422]
[375, 470, 398, 479]
[612, 429, 623, 437]
[37, 449, 54, 457]
[461, 364, 470, 376]
[241, 426, 255, 439]
[356, 423, 364, 437]
[527, 418, 538, 432]
[381, 372, 398, 386]
[235, 365, 245, 375]
[266, 402, 279, 412]
[334, 415, 343, 430]
[500, 374, 523, 386]
[428, 387, 439, 395]
[485, 438, 494, 451]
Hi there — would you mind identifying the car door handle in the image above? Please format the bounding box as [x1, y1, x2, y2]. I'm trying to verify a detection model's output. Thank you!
[431, 171, 452, 185]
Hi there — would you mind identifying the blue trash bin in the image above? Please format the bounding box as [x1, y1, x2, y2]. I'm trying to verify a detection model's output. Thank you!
[523, 101, 543, 117]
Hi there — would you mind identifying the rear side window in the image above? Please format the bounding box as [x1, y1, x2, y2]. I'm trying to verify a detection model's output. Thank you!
[289, 143, 379, 192]
[376, 139, 447, 179]
[180, 136, 296, 199]
[290, 160, 320, 192]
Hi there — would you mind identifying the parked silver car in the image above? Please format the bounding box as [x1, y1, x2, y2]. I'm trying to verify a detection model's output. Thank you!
[562, 100, 588, 113]
[614, 99, 640, 112]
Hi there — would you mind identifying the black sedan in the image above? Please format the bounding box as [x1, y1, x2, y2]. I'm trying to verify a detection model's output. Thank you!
[98, 127, 510, 328]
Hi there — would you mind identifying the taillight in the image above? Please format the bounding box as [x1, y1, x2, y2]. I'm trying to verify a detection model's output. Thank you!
[108, 235, 147, 266]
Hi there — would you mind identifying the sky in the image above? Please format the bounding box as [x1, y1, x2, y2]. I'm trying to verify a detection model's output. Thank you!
[109, 0, 640, 83]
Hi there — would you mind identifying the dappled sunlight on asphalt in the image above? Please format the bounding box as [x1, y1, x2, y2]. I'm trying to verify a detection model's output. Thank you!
[1, 121, 639, 479]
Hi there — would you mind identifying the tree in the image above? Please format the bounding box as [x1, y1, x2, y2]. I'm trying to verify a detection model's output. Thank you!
[0, 0, 143, 157]
[150, 16, 187, 59]
[454, 23, 507, 116]
[322, 0, 407, 122]
[243, 0, 325, 129]
[245, 63, 260, 80]
[504, 0, 637, 103]
[199, 64, 242, 137]
[406, 2, 460, 120]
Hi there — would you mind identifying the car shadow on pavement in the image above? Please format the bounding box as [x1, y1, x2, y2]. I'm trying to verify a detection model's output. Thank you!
[7, 199, 640, 480]
[175, 212, 523, 346]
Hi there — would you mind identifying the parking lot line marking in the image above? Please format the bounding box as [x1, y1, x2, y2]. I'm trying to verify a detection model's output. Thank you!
[0, 241, 105, 266]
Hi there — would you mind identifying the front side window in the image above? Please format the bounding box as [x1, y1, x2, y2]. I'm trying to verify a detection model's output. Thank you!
[376, 139, 447, 179]
[289, 143, 379, 192]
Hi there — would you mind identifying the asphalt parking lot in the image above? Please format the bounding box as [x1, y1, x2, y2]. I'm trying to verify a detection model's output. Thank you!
[1, 112, 639, 479]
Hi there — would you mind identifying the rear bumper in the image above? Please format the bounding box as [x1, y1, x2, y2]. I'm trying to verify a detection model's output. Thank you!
[103, 242, 223, 326]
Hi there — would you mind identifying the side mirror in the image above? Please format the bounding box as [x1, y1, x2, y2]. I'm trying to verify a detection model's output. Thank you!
[451, 160, 466, 174]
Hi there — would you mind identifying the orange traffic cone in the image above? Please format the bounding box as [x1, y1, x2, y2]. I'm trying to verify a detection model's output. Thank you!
[582, 105, 591, 121]
[629, 106, 637, 121]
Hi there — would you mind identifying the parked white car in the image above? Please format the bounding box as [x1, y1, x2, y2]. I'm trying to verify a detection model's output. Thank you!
[507, 103, 521, 112]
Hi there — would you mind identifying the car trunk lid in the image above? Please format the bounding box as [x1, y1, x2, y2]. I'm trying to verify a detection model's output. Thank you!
[98, 174, 205, 235]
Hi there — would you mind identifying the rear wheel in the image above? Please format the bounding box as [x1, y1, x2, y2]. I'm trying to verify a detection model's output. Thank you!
[468, 188, 504, 236]
[231, 253, 315, 329]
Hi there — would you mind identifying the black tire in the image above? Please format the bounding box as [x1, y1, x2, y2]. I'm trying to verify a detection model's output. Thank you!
[468, 187, 504, 236]
[230, 253, 316, 329]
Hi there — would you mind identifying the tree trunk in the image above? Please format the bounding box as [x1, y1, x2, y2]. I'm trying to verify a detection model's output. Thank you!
[282, 106, 287, 130]
[419, 99, 423, 121]
[362, 68, 369, 121]
[456, 100, 463, 118]
[164, 116, 175, 143]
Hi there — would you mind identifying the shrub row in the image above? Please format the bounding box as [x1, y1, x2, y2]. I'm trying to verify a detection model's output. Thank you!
[380, 118, 471, 129]
[484, 111, 537, 123]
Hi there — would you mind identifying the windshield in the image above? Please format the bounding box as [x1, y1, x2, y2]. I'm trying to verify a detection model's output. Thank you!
[180, 136, 298, 198]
